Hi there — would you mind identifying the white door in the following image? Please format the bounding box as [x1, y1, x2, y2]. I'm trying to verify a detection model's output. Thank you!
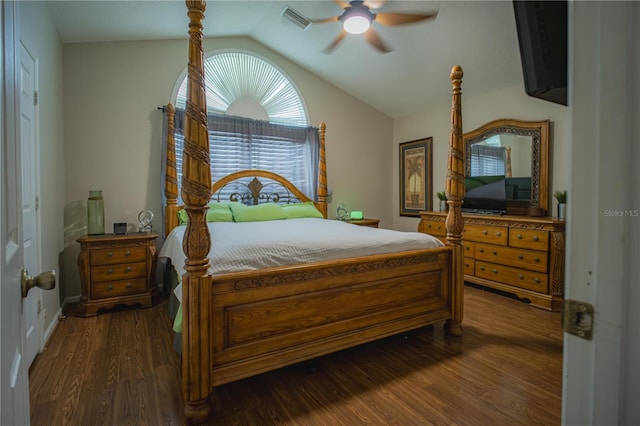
[20, 39, 40, 369]
[1, 1, 31, 424]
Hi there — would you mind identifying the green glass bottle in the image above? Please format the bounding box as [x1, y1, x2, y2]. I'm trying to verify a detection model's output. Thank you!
[87, 190, 105, 235]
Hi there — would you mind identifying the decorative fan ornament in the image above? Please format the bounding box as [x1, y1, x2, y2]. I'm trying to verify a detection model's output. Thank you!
[138, 210, 154, 233]
[313, 0, 438, 54]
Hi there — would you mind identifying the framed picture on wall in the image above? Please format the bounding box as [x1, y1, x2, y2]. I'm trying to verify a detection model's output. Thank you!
[399, 137, 433, 217]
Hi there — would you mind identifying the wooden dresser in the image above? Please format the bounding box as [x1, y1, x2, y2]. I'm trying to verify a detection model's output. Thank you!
[419, 212, 565, 311]
[77, 232, 159, 317]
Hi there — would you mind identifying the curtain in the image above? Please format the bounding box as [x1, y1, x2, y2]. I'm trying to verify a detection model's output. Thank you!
[162, 107, 320, 208]
[470, 144, 507, 176]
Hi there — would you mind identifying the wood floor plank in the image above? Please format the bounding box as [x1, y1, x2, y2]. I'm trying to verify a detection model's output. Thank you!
[30, 285, 562, 425]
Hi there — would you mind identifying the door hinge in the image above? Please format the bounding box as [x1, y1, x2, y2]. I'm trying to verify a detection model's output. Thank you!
[33, 91, 38, 106]
[562, 299, 594, 340]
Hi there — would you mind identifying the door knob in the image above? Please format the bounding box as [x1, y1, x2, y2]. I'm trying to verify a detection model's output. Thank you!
[21, 269, 56, 298]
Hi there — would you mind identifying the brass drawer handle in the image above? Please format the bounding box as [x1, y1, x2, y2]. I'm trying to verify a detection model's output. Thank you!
[516, 234, 523, 239]
[479, 248, 484, 253]
[125, 250, 131, 256]
[480, 266, 485, 271]
[482, 230, 488, 235]
[125, 266, 132, 272]
[518, 274, 524, 279]
[534, 278, 540, 283]
[126, 282, 132, 288]
[534, 257, 540, 263]
[108, 285, 113, 290]
[427, 224, 431, 228]
[492, 251, 498, 255]
[437, 225, 442, 229]
[496, 231, 502, 237]
[518, 254, 524, 260]
[106, 252, 113, 257]
[533, 235, 539, 241]
[492, 268, 498, 274]
[107, 268, 114, 274]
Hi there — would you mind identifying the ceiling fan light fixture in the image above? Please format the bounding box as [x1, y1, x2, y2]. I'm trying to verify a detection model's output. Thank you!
[343, 15, 371, 34]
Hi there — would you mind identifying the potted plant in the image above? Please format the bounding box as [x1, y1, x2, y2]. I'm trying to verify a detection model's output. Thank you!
[554, 190, 567, 220]
[437, 191, 448, 212]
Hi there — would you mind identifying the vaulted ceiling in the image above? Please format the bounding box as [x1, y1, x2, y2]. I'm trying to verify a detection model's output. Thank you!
[47, 1, 524, 118]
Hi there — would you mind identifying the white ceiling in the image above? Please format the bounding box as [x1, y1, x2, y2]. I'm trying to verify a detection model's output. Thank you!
[47, 0, 524, 118]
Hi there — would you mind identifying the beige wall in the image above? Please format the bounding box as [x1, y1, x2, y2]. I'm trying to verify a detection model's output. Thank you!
[19, 2, 65, 337]
[62, 36, 393, 298]
[392, 83, 570, 232]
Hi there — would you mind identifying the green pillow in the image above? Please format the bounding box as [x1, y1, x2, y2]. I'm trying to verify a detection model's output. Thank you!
[282, 202, 324, 219]
[177, 202, 233, 225]
[229, 202, 287, 222]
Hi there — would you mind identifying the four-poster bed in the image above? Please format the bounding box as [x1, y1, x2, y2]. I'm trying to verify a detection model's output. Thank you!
[166, 1, 465, 423]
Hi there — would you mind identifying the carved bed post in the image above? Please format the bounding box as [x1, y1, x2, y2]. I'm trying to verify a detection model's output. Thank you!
[445, 65, 464, 337]
[317, 122, 328, 218]
[164, 103, 179, 236]
[182, 0, 213, 423]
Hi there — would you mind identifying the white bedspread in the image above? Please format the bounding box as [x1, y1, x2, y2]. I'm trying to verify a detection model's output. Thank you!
[160, 218, 444, 303]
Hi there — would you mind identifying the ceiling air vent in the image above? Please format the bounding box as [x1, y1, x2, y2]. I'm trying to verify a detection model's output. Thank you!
[281, 6, 311, 30]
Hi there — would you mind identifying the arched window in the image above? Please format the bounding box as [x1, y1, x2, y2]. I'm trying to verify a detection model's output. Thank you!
[169, 51, 319, 202]
[174, 51, 308, 126]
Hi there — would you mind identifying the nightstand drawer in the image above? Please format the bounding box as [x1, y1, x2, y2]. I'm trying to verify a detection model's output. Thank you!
[462, 241, 474, 257]
[463, 224, 508, 245]
[91, 278, 147, 299]
[509, 229, 549, 251]
[91, 246, 147, 266]
[476, 261, 548, 293]
[475, 243, 548, 273]
[91, 261, 147, 283]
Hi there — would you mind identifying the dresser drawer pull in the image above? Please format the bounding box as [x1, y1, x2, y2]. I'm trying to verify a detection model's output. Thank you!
[533, 236, 539, 241]
[479, 248, 484, 253]
[480, 266, 485, 271]
[518, 255, 524, 260]
[534, 278, 540, 283]
[125, 266, 132, 272]
[437, 225, 442, 229]
[107, 252, 113, 257]
[496, 231, 502, 237]
[107, 268, 114, 274]
[518, 274, 524, 279]
[492, 268, 498, 274]
[482, 230, 488, 235]
[427, 224, 431, 228]
[125, 250, 131, 256]
[534, 257, 540, 263]
[108, 285, 113, 290]
[492, 251, 498, 255]
[126, 282, 132, 288]
[516, 234, 522, 239]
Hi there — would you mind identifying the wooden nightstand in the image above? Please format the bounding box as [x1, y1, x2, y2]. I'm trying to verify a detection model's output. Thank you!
[76, 232, 159, 317]
[345, 218, 380, 228]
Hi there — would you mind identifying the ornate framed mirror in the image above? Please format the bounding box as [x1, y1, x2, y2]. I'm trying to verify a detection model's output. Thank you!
[464, 118, 550, 214]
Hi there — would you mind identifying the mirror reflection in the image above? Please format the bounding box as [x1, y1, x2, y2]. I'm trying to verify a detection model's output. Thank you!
[464, 119, 550, 214]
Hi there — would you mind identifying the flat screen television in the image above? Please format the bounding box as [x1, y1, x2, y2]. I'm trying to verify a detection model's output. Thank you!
[463, 175, 507, 214]
[513, 1, 568, 106]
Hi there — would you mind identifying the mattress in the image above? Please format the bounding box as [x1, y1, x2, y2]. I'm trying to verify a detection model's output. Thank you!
[160, 217, 444, 304]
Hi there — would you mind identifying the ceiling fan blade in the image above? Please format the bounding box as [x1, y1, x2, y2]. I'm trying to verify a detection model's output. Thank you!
[364, 27, 391, 53]
[322, 30, 348, 54]
[363, 0, 386, 9]
[333, 0, 351, 9]
[375, 11, 438, 26]
[311, 15, 340, 24]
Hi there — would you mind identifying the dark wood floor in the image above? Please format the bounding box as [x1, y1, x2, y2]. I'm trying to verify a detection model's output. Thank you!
[29, 285, 563, 425]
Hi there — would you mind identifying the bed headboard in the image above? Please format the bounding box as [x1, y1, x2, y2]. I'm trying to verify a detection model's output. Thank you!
[163, 105, 328, 236]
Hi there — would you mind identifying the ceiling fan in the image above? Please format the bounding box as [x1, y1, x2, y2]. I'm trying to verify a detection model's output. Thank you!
[312, 0, 438, 54]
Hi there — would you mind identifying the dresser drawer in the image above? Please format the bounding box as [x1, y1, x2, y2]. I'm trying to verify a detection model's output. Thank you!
[91, 246, 147, 266]
[463, 258, 475, 275]
[91, 261, 147, 283]
[421, 220, 446, 237]
[91, 278, 147, 300]
[462, 241, 475, 257]
[509, 229, 549, 251]
[476, 261, 548, 293]
[475, 243, 548, 273]
[463, 224, 508, 245]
